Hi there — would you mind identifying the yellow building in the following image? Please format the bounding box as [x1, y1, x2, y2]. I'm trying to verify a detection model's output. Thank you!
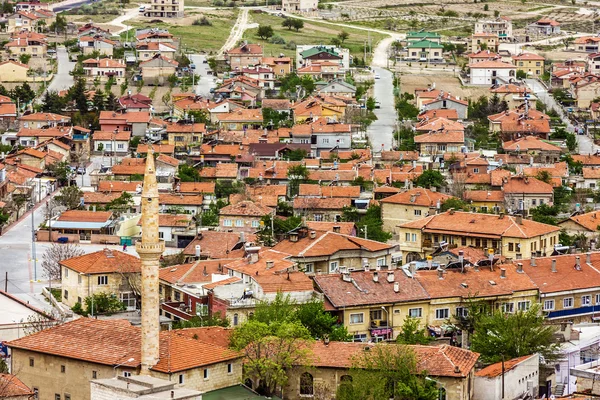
[216, 109, 263, 131]
[60, 248, 141, 309]
[166, 122, 206, 151]
[398, 210, 560, 264]
[0, 60, 29, 82]
[471, 32, 499, 52]
[283, 341, 480, 400]
[6, 319, 243, 400]
[463, 190, 505, 213]
[512, 52, 545, 77]
[291, 97, 345, 124]
[380, 188, 453, 234]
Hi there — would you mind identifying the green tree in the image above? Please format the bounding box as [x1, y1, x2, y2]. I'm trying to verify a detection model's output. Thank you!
[336, 344, 438, 400]
[201, 199, 226, 227]
[396, 316, 433, 345]
[92, 89, 106, 111]
[295, 298, 351, 341]
[291, 18, 304, 31]
[470, 303, 560, 364]
[256, 214, 302, 246]
[257, 24, 274, 40]
[178, 164, 201, 182]
[288, 164, 310, 197]
[342, 205, 391, 242]
[49, 14, 67, 33]
[529, 203, 559, 226]
[366, 97, 376, 111]
[54, 185, 83, 209]
[440, 197, 468, 212]
[83, 292, 126, 315]
[105, 192, 134, 215]
[230, 319, 313, 397]
[19, 54, 31, 65]
[68, 78, 89, 113]
[41, 91, 67, 114]
[282, 17, 295, 30]
[188, 109, 210, 124]
[282, 148, 306, 161]
[47, 161, 72, 186]
[535, 170, 552, 184]
[172, 312, 229, 328]
[338, 30, 350, 44]
[413, 170, 445, 189]
[129, 136, 141, 153]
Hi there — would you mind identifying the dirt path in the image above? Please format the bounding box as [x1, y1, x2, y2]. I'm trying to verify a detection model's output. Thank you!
[218, 8, 251, 55]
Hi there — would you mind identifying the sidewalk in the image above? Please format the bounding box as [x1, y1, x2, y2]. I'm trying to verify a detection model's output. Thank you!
[1, 189, 59, 236]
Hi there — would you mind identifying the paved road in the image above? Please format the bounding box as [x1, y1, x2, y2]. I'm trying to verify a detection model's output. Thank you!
[368, 68, 395, 151]
[45, 46, 74, 96]
[188, 54, 216, 97]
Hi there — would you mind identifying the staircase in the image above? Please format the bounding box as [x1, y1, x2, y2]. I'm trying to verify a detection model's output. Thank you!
[554, 383, 565, 397]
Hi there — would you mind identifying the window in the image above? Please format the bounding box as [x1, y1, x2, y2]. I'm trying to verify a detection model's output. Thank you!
[60, 365, 65, 373]
[435, 308, 449, 320]
[123, 371, 131, 377]
[353, 333, 367, 342]
[502, 303, 514, 313]
[517, 301, 530, 311]
[78, 275, 82, 284]
[179, 374, 184, 384]
[63, 290, 68, 300]
[508, 243, 514, 252]
[121, 292, 136, 310]
[596, 294, 600, 305]
[405, 233, 411, 242]
[408, 308, 422, 318]
[582, 295, 592, 306]
[377, 258, 385, 266]
[473, 168, 480, 174]
[414, 209, 422, 216]
[174, 291, 181, 301]
[97, 275, 108, 286]
[329, 261, 338, 273]
[64, 268, 69, 278]
[461, 237, 467, 246]
[223, 219, 232, 227]
[300, 372, 314, 396]
[65, 395, 71, 400]
[227, 363, 233, 374]
[322, 138, 329, 144]
[235, 219, 244, 227]
[251, 220, 260, 228]
[117, 143, 124, 150]
[304, 263, 314, 273]
[370, 310, 382, 320]
[92, 371, 97, 379]
[158, 231, 164, 239]
[233, 314, 239, 326]
[532, 199, 537, 206]
[29, 357, 34, 367]
[564, 297, 574, 309]
[203, 368, 209, 380]
[456, 307, 468, 318]
[314, 214, 323, 222]
[349, 313, 364, 324]
[55, 395, 61, 400]
[412, 233, 417, 242]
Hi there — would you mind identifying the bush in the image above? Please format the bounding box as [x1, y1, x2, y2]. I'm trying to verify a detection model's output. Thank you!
[192, 16, 212, 25]
[269, 34, 286, 44]
[284, 40, 297, 50]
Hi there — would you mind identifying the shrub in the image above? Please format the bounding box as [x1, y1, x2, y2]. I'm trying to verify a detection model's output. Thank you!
[192, 16, 212, 25]
[269, 34, 286, 44]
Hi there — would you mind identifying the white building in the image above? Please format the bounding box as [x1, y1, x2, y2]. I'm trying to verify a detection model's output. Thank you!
[474, 17, 513, 39]
[0, 290, 53, 342]
[557, 323, 600, 396]
[82, 58, 127, 84]
[92, 130, 131, 154]
[144, 0, 184, 18]
[91, 375, 202, 400]
[469, 60, 516, 85]
[296, 45, 350, 71]
[474, 354, 539, 400]
[282, 0, 318, 12]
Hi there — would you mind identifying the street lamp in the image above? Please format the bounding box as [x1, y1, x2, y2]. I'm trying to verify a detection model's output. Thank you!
[29, 202, 37, 282]
[112, 128, 119, 167]
[113, 357, 135, 377]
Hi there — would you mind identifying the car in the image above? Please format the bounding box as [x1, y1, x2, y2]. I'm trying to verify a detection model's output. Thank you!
[77, 167, 86, 175]
[374, 74, 381, 79]
[209, 88, 215, 93]
[203, 59, 208, 64]
[190, 64, 196, 70]
[374, 101, 381, 109]
[139, 6, 145, 11]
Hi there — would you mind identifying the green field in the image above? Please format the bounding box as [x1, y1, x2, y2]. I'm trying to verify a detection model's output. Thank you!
[243, 12, 387, 60]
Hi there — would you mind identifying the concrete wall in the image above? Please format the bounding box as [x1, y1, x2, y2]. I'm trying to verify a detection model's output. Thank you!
[474, 355, 538, 400]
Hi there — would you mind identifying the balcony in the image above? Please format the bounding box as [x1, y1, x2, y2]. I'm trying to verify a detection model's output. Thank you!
[72, 134, 89, 141]
[161, 301, 194, 320]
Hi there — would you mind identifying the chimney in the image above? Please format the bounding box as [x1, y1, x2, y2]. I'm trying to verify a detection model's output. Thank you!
[393, 281, 400, 293]
[587, 252, 592, 264]
[449, 208, 455, 215]
[290, 232, 299, 242]
[373, 271, 379, 283]
[342, 272, 351, 282]
[249, 252, 259, 264]
[387, 271, 394, 283]
[409, 262, 417, 278]
[531, 255, 536, 266]
[515, 215, 523, 225]
[500, 268, 506, 278]
[517, 263, 523, 273]
[333, 225, 341, 233]
[437, 268, 444, 279]
[498, 212, 504, 219]
[576, 256, 581, 270]
[551, 259, 557, 273]
[454, 366, 461, 374]
[309, 231, 316, 239]
[266, 260, 274, 269]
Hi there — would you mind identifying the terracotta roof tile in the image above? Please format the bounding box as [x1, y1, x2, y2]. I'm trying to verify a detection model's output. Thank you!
[305, 221, 355, 235]
[57, 210, 113, 223]
[19, 112, 68, 121]
[293, 197, 351, 210]
[83, 191, 122, 204]
[183, 231, 256, 259]
[502, 136, 562, 152]
[176, 182, 215, 194]
[475, 355, 535, 378]
[159, 260, 228, 284]
[159, 194, 203, 206]
[381, 188, 452, 207]
[203, 276, 241, 290]
[503, 176, 553, 194]
[273, 231, 394, 258]
[298, 184, 360, 198]
[564, 210, 600, 231]
[137, 144, 175, 154]
[219, 200, 273, 217]
[60, 248, 140, 274]
[463, 190, 504, 202]
[98, 181, 142, 192]
[93, 130, 131, 141]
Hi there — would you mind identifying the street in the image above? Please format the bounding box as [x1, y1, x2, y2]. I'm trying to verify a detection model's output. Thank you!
[368, 67, 395, 152]
[45, 46, 74, 96]
[188, 54, 216, 97]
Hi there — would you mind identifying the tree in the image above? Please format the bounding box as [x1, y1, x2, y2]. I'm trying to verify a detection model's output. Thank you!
[19, 54, 31, 65]
[516, 70, 527, 80]
[49, 13, 67, 33]
[230, 319, 313, 397]
[47, 161, 72, 186]
[54, 185, 83, 210]
[173, 312, 229, 328]
[366, 97, 376, 111]
[562, 36, 575, 50]
[105, 192, 134, 215]
[92, 89, 106, 111]
[413, 170, 445, 189]
[282, 17, 295, 30]
[257, 214, 302, 246]
[288, 164, 310, 197]
[336, 344, 438, 400]
[291, 18, 304, 31]
[41, 243, 85, 281]
[470, 303, 560, 364]
[84, 292, 126, 315]
[178, 164, 201, 182]
[535, 170, 552, 184]
[257, 24, 274, 40]
[188, 109, 210, 124]
[396, 317, 433, 345]
[337, 31, 350, 44]
[68, 78, 89, 113]
[440, 197, 468, 212]
[530, 203, 559, 226]
[201, 199, 226, 227]
[42, 91, 66, 114]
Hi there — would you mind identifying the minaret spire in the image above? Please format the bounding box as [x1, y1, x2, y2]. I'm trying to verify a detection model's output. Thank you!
[136, 148, 164, 375]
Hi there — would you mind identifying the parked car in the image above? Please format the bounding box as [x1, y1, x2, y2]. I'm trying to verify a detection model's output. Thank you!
[77, 167, 86, 175]
[139, 6, 145, 11]
[374, 73, 381, 79]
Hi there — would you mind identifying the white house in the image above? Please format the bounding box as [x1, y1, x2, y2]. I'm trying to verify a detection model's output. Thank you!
[78, 36, 115, 56]
[138, 214, 192, 246]
[92, 130, 131, 154]
[557, 323, 600, 396]
[0, 290, 53, 342]
[474, 354, 539, 400]
[82, 58, 127, 84]
[469, 60, 516, 85]
[281, 0, 318, 12]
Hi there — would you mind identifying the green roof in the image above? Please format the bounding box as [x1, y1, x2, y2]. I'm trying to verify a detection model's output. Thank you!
[300, 46, 341, 59]
[407, 40, 444, 49]
[407, 31, 441, 39]
[203, 385, 281, 400]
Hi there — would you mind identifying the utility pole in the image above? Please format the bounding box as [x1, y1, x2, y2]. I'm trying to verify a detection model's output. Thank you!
[31, 204, 37, 281]
[4, 271, 7, 292]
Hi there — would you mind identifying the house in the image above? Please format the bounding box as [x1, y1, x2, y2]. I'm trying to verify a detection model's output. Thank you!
[78, 36, 115, 56]
[528, 18, 560, 35]
[469, 60, 517, 85]
[397, 210, 560, 263]
[6, 318, 243, 400]
[502, 135, 562, 162]
[421, 91, 468, 119]
[261, 56, 292, 77]
[99, 111, 150, 137]
[474, 354, 539, 400]
[90, 375, 201, 399]
[502, 176, 554, 215]
[405, 40, 445, 63]
[272, 229, 398, 274]
[216, 109, 263, 131]
[512, 52, 545, 78]
[144, 0, 184, 18]
[159, 194, 204, 214]
[0, 95, 17, 126]
[140, 55, 179, 84]
[570, 76, 600, 108]
[575, 36, 600, 52]
[0, 373, 35, 399]
[138, 214, 193, 247]
[406, 31, 441, 43]
[261, 99, 291, 117]
[135, 29, 175, 43]
[587, 53, 600, 73]
[165, 122, 206, 151]
[60, 248, 141, 309]
[474, 17, 513, 39]
[219, 201, 273, 233]
[82, 58, 126, 84]
[290, 118, 352, 156]
[182, 231, 256, 260]
[490, 83, 537, 109]
[19, 112, 71, 130]
[414, 128, 465, 157]
[284, 342, 479, 400]
[92, 130, 131, 154]
[6, 11, 39, 33]
[136, 41, 177, 61]
[239, 66, 275, 90]
[0, 290, 52, 342]
[291, 97, 345, 124]
[463, 190, 505, 213]
[467, 49, 499, 64]
[15, 1, 51, 12]
[316, 80, 356, 98]
[4, 32, 47, 58]
[0, 61, 29, 82]
[558, 210, 600, 239]
[281, 0, 317, 12]
[471, 33, 499, 52]
[46, 210, 116, 242]
[224, 43, 263, 70]
[293, 196, 353, 222]
[118, 93, 152, 112]
[380, 188, 452, 233]
[296, 45, 350, 70]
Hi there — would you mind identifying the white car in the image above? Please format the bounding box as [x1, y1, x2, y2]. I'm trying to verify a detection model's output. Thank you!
[139, 6, 145, 12]
[374, 73, 381, 79]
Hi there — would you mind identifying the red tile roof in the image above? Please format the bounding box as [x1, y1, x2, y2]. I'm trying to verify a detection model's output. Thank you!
[305, 221, 355, 235]
[0, 373, 34, 397]
[159, 260, 228, 284]
[98, 181, 142, 192]
[293, 197, 351, 210]
[219, 200, 273, 217]
[57, 210, 113, 223]
[60, 248, 140, 274]
[159, 194, 203, 206]
[563, 210, 600, 232]
[380, 188, 452, 207]
[182, 231, 256, 259]
[273, 231, 394, 258]
[475, 355, 536, 378]
[298, 184, 360, 198]
[502, 136, 561, 152]
[176, 182, 215, 194]
[502, 176, 553, 194]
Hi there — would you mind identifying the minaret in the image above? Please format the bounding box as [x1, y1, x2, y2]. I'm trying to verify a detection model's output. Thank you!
[136, 148, 165, 375]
